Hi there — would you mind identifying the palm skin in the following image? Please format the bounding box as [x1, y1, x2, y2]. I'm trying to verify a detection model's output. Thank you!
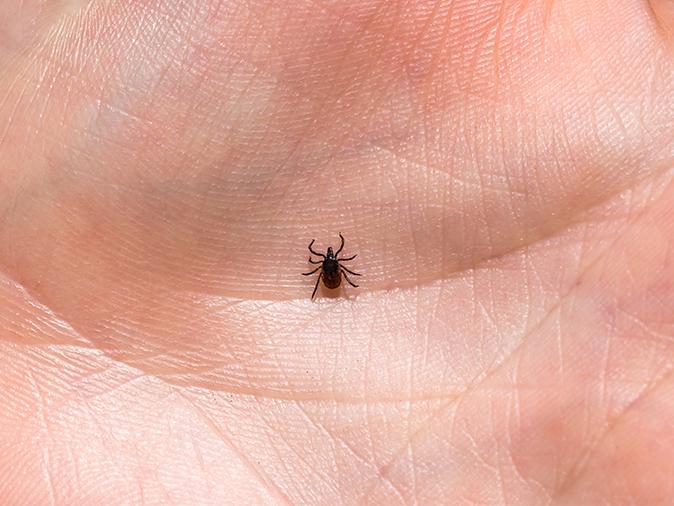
[1, 0, 674, 504]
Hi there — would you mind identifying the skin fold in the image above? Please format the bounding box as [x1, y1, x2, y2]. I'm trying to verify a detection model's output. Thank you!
[1, 0, 673, 504]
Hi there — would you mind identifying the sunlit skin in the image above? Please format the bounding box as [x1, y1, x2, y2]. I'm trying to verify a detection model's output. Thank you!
[1, 1, 674, 504]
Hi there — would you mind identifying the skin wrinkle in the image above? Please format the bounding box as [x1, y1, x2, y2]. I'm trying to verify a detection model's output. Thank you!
[259, 399, 341, 500]
[1, 0, 672, 499]
[255, 405, 315, 502]
[31, 142, 663, 306]
[31, 3, 249, 161]
[288, 30, 421, 215]
[463, 3, 500, 94]
[357, 174, 671, 500]
[228, 17, 370, 219]
[407, 261, 419, 504]
[392, 161, 674, 293]
[403, 0, 456, 106]
[266, 5, 395, 165]
[26, 367, 58, 506]
[374, 140, 529, 196]
[284, 8, 620, 237]
[408, 0, 446, 58]
[551, 229, 674, 500]
[506, 361, 542, 494]
[338, 395, 421, 504]
[0, 54, 39, 147]
[492, 400, 509, 505]
[552, 365, 674, 502]
[176, 391, 292, 505]
[0, 273, 95, 349]
[2, 270, 176, 406]
[0, 0, 652, 131]
[549, 202, 673, 498]
[598, 283, 617, 408]
[616, 306, 674, 345]
[7, 340, 270, 498]
[2, 2, 668, 292]
[257, 330, 349, 498]
[288, 53, 672, 286]
[646, 0, 674, 43]
[22, 349, 149, 425]
[646, 0, 665, 35]
[290, 401, 371, 502]
[19, 352, 117, 502]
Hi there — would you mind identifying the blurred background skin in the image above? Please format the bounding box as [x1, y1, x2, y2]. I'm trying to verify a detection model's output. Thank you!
[1, 0, 674, 504]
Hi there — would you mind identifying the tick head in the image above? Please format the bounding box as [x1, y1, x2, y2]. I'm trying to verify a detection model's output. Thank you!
[326, 247, 335, 259]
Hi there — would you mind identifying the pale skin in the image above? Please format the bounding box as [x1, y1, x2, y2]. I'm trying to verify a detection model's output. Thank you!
[1, 1, 674, 504]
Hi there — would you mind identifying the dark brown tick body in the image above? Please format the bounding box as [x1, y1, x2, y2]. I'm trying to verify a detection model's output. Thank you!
[302, 233, 361, 299]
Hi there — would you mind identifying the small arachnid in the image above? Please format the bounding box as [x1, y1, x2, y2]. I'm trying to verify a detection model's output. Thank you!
[302, 233, 361, 300]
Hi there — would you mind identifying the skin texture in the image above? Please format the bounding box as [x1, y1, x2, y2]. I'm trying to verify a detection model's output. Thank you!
[1, 0, 674, 504]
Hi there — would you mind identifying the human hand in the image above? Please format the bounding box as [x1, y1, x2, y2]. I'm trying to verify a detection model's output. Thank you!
[1, 1, 673, 504]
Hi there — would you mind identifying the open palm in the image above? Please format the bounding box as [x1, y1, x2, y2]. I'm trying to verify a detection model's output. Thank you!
[1, 1, 674, 504]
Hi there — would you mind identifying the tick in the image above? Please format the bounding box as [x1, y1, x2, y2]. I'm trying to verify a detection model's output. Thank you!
[302, 233, 361, 300]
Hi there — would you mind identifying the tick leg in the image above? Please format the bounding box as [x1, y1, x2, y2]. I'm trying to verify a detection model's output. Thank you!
[341, 269, 359, 288]
[338, 253, 357, 262]
[311, 273, 322, 300]
[309, 257, 322, 264]
[341, 265, 361, 276]
[308, 239, 325, 258]
[302, 266, 321, 276]
[335, 233, 345, 256]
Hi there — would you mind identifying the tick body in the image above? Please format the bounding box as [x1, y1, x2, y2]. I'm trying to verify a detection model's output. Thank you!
[302, 234, 361, 300]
